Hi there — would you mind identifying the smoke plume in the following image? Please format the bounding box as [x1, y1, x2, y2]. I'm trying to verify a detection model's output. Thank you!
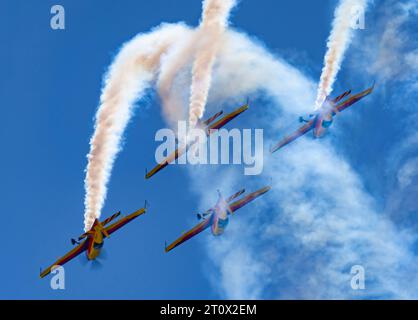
[315, 0, 368, 109]
[83, 24, 188, 230]
[83, 0, 236, 230]
[188, 0, 237, 128]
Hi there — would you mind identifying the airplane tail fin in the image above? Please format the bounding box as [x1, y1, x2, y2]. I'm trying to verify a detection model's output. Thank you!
[201, 97, 251, 127]
[207, 101, 249, 131]
[332, 90, 352, 104]
[226, 189, 246, 202]
[76, 219, 99, 240]
[101, 211, 121, 226]
[201, 110, 224, 127]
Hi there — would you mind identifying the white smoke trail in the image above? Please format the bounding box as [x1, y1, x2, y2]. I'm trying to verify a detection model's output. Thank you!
[156, 0, 237, 131]
[187, 29, 418, 299]
[81, 0, 418, 298]
[315, 0, 368, 109]
[188, 0, 237, 129]
[156, 28, 195, 127]
[83, 0, 237, 231]
[83, 24, 188, 230]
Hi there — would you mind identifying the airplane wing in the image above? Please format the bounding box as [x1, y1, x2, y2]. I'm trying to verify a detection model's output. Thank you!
[229, 186, 271, 213]
[333, 85, 374, 114]
[145, 144, 188, 179]
[40, 240, 88, 278]
[145, 103, 249, 179]
[165, 215, 213, 253]
[270, 119, 315, 153]
[104, 208, 146, 236]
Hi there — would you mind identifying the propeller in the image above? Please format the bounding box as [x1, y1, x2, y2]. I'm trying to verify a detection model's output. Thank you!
[79, 252, 107, 269]
[91, 259, 103, 270]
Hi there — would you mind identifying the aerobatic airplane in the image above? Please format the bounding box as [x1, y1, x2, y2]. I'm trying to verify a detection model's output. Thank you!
[145, 101, 249, 179]
[40, 206, 147, 278]
[270, 85, 374, 153]
[165, 186, 271, 252]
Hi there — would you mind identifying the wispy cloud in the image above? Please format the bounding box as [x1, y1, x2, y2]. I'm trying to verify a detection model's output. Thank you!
[358, 0, 418, 94]
[83, 0, 418, 298]
[186, 21, 418, 298]
[350, 0, 418, 233]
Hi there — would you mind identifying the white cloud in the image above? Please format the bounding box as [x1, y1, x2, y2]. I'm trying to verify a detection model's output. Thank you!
[183, 28, 418, 298]
[360, 0, 418, 88]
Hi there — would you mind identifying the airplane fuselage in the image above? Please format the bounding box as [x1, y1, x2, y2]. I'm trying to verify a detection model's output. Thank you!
[210, 195, 232, 236]
[313, 111, 333, 138]
[211, 215, 229, 236]
[86, 228, 104, 260]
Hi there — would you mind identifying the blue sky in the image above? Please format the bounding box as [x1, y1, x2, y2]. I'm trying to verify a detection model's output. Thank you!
[1, 0, 417, 299]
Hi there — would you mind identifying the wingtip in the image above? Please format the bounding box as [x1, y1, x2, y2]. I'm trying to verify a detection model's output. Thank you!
[217, 189, 222, 197]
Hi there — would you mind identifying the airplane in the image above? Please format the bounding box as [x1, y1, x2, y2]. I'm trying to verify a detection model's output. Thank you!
[270, 84, 375, 153]
[145, 101, 249, 179]
[164, 186, 271, 252]
[40, 205, 147, 278]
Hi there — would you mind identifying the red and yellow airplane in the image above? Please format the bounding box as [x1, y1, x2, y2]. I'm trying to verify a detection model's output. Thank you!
[270, 85, 374, 153]
[40, 206, 147, 278]
[165, 186, 271, 252]
[145, 101, 249, 179]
